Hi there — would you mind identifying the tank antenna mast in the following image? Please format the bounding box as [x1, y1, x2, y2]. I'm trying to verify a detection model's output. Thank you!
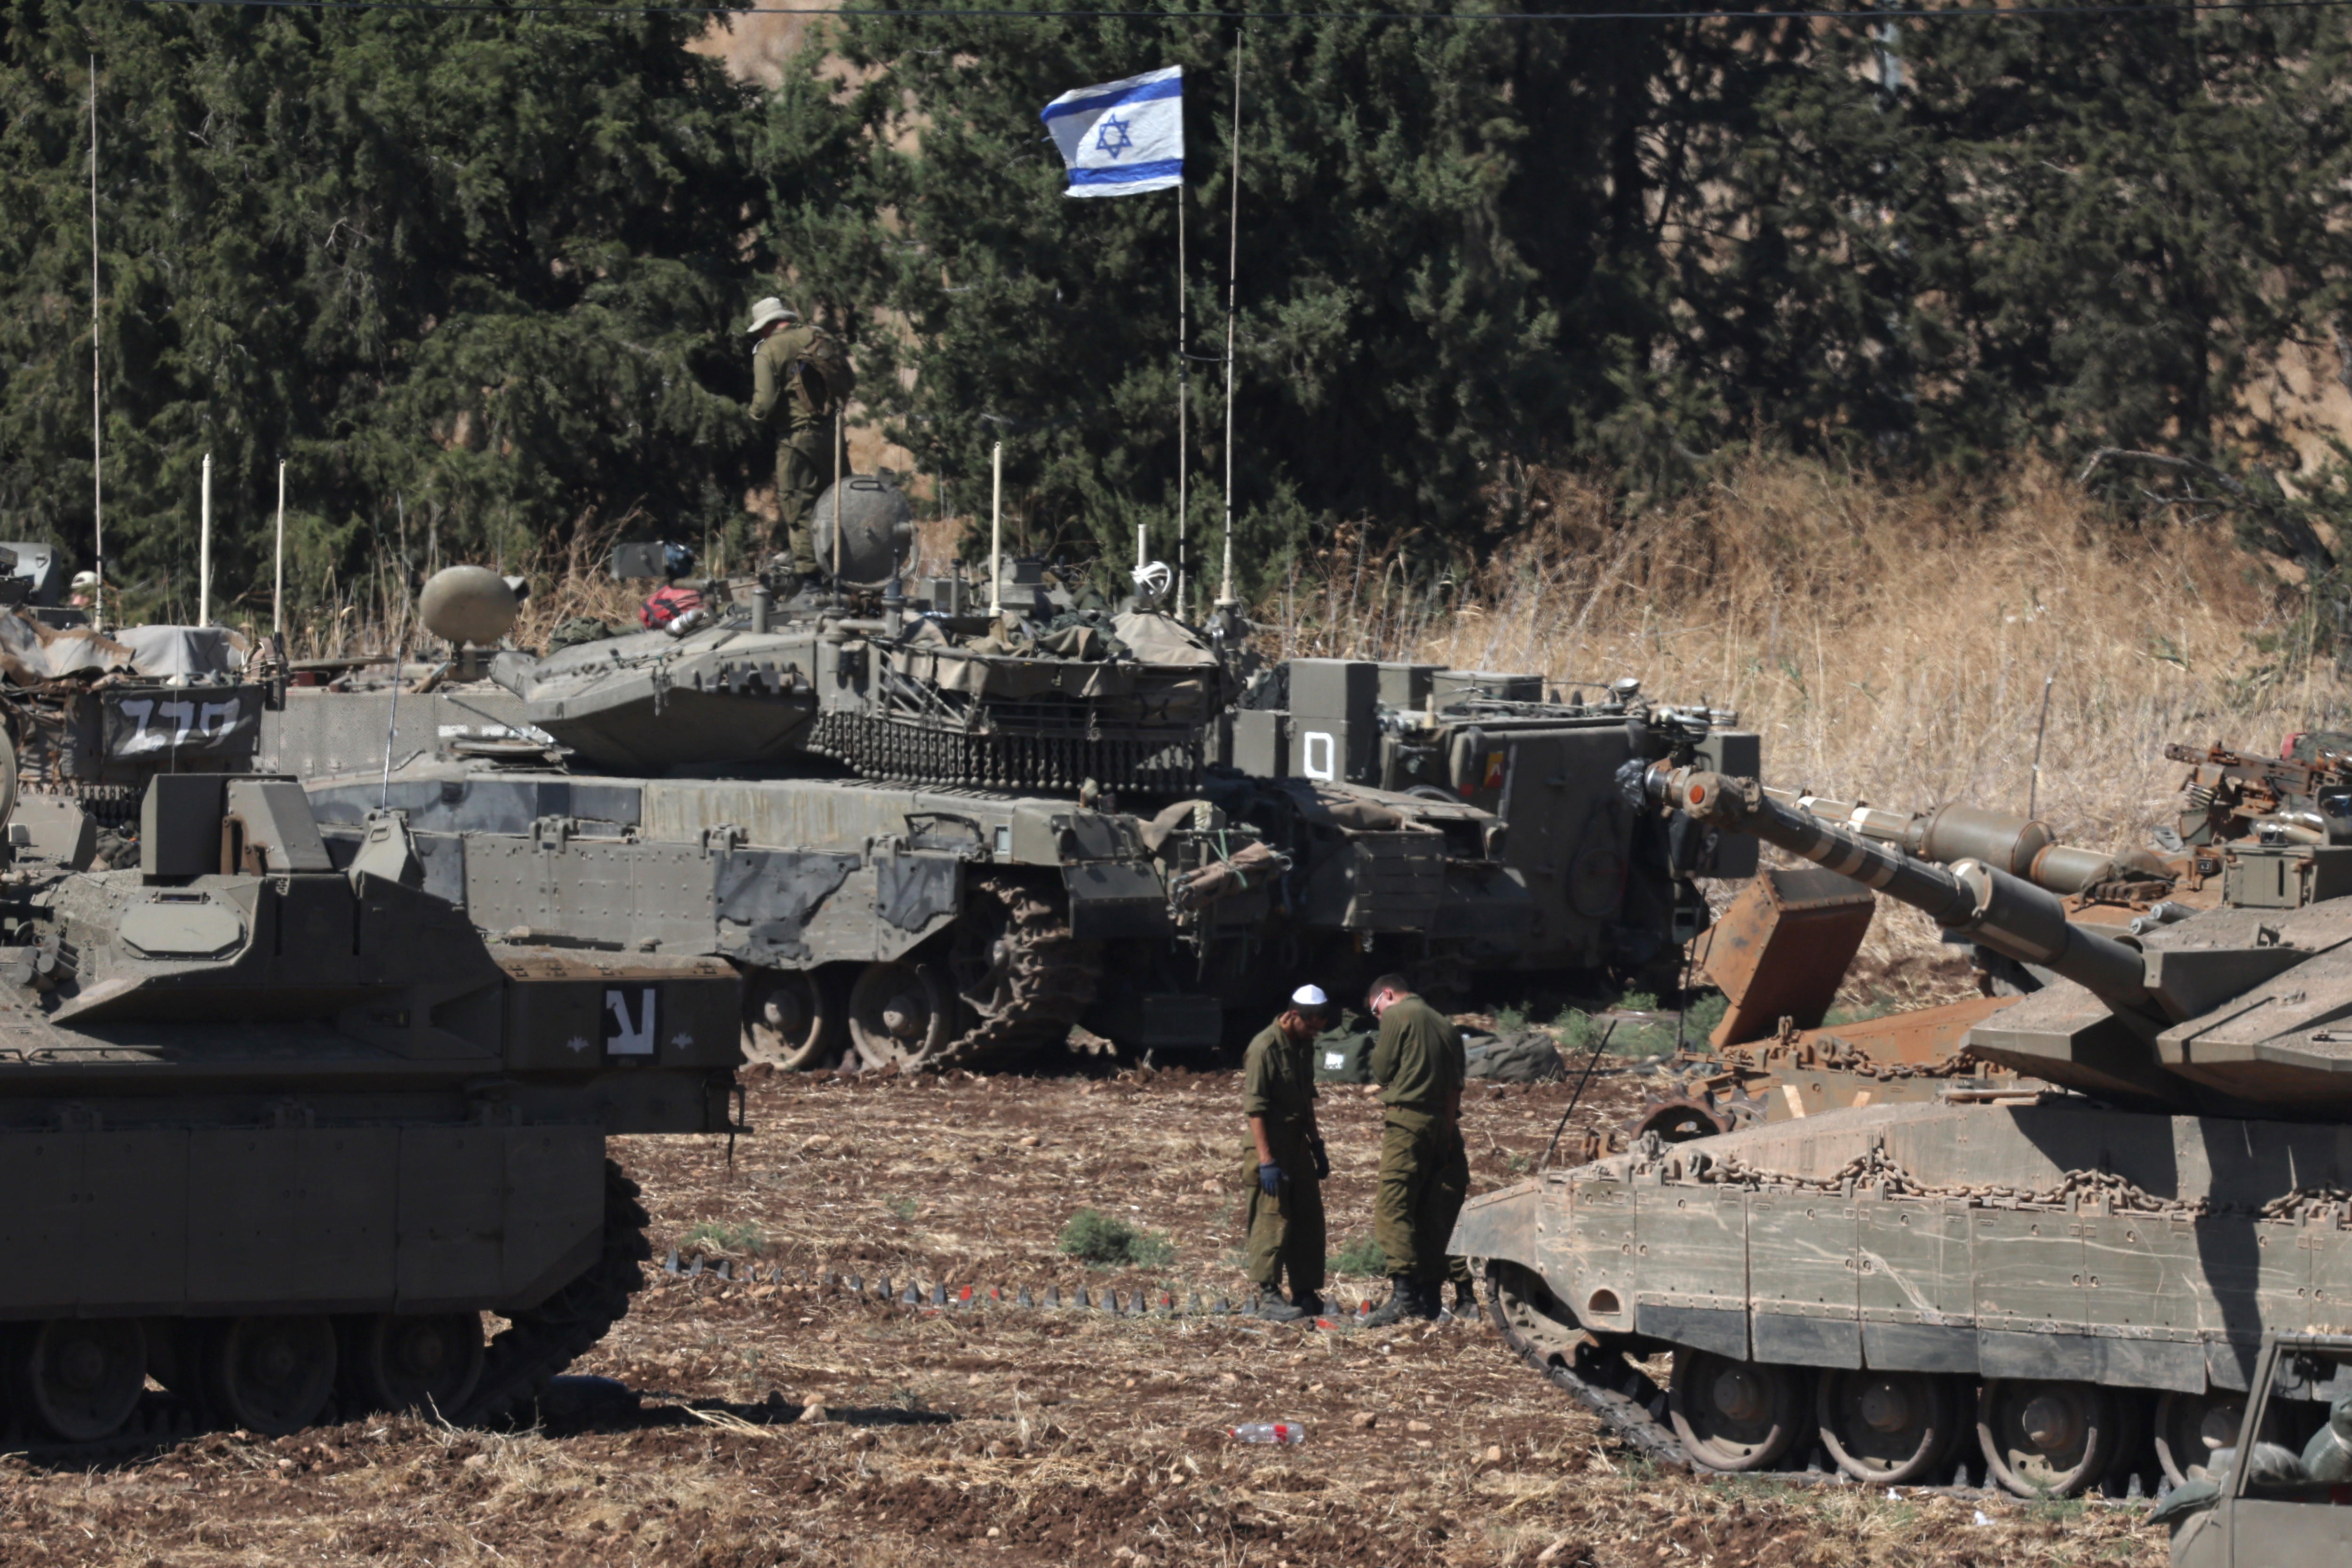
[989, 440, 1003, 617]
[1216, 26, 1244, 611]
[274, 459, 286, 636]
[88, 56, 104, 632]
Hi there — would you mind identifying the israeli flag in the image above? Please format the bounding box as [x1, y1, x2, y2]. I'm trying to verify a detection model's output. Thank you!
[1041, 65, 1183, 199]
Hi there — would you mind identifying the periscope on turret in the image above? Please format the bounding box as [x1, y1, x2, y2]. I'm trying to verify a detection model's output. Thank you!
[1456, 757, 2352, 1499]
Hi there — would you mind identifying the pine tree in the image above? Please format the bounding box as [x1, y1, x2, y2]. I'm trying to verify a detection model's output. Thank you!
[0, 0, 771, 623]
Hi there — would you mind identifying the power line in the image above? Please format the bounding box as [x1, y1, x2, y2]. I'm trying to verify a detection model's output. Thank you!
[113, 0, 2352, 25]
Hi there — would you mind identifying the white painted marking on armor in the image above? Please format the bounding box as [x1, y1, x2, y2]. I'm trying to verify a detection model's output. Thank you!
[604, 987, 657, 1056]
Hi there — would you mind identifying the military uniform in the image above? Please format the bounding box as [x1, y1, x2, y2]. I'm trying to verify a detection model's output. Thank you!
[750, 325, 848, 576]
[1369, 994, 1470, 1288]
[1240, 1020, 1326, 1301]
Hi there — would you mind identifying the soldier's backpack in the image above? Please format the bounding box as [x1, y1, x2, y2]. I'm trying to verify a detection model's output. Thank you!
[793, 329, 857, 415]
[1312, 1025, 1375, 1084]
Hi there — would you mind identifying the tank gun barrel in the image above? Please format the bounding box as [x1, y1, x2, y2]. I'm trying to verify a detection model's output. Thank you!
[1655, 768, 2156, 1019]
[1763, 788, 2121, 895]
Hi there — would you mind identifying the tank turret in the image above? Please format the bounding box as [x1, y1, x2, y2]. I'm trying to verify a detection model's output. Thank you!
[1650, 765, 2352, 1114]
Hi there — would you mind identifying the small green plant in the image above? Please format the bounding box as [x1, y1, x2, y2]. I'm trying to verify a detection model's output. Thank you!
[1327, 1234, 1387, 1277]
[1550, 1007, 1601, 1051]
[886, 1195, 919, 1221]
[683, 1219, 769, 1256]
[1616, 989, 1661, 1013]
[1502, 1149, 1534, 1175]
[1057, 1209, 1176, 1269]
[1681, 989, 1729, 1043]
[1823, 993, 1899, 1027]
[1492, 1003, 1528, 1035]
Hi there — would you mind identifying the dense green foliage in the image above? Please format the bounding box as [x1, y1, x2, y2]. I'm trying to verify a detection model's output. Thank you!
[783, 3, 2352, 591]
[6, 1, 2352, 615]
[0, 0, 763, 624]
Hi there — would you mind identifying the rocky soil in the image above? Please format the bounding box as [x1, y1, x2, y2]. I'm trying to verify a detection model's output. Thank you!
[0, 1063, 2165, 1567]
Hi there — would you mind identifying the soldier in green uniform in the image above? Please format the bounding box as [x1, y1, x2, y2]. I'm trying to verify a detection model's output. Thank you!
[1241, 984, 1334, 1322]
[746, 297, 851, 593]
[1361, 972, 1472, 1326]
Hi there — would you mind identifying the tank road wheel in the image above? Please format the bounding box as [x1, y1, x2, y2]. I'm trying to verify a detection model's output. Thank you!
[1976, 1378, 2117, 1497]
[1815, 1368, 1958, 1484]
[1668, 1348, 1804, 1472]
[849, 958, 955, 1070]
[1628, 1094, 1732, 1145]
[17, 1318, 146, 1442]
[742, 968, 844, 1071]
[348, 1313, 485, 1417]
[205, 1315, 338, 1436]
[1484, 1260, 1584, 1369]
[2155, 1389, 2253, 1487]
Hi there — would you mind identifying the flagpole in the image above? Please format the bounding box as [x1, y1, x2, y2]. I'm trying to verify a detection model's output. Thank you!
[88, 56, 104, 632]
[1217, 30, 1244, 611]
[1176, 187, 1189, 616]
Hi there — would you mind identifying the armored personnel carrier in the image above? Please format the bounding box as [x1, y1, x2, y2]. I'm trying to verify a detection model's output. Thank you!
[0, 741, 738, 1450]
[1457, 761, 2352, 1497]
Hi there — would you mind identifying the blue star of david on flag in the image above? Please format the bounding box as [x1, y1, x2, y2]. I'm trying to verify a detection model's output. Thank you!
[1041, 66, 1183, 199]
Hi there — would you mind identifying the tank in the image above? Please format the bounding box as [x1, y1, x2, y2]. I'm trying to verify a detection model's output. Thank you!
[1457, 761, 2352, 1497]
[263, 520, 1275, 1071]
[0, 742, 738, 1452]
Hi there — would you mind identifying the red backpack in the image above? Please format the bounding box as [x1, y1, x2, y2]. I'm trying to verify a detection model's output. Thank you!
[640, 584, 704, 629]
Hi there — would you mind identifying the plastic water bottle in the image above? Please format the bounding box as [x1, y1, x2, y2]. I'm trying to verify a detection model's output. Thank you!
[1228, 1422, 1305, 1445]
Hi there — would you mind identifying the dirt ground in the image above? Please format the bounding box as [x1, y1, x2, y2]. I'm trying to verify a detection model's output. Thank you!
[0, 1061, 2168, 1568]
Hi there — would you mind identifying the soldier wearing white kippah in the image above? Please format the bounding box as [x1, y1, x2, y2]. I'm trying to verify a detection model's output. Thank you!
[1240, 984, 1333, 1322]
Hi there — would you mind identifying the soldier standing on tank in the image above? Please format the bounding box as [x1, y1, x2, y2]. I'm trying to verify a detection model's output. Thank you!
[1361, 973, 1474, 1326]
[746, 297, 850, 595]
[1242, 985, 1334, 1322]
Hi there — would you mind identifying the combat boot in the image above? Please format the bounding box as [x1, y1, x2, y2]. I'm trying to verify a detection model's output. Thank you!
[1452, 1279, 1478, 1314]
[1254, 1290, 1306, 1323]
[1363, 1275, 1430, 1328]
[1294, 1291, 1327, 1320]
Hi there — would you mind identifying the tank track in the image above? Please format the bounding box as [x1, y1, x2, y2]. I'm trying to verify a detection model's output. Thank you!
[0, 1162, 648, 1460]
[1482, 1260, 1691, 1469]
[808, 710, 1202, 795]
[934, 876, 1102, 1070]
[461, 1159, 652, 1425]
[1481, 1261, 2175, 1500]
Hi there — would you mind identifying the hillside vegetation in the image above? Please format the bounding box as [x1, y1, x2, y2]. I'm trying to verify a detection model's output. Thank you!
[8, 2, 2352, 635]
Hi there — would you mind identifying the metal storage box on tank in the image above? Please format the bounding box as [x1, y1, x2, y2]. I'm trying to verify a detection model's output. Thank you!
[1433, 669, 1544, 703]
[2222, 844, 2352, 907]
[1285, 659, 1380, 783]
[1693, 729, 1763, 878]
[1376, 662, 1439, 711]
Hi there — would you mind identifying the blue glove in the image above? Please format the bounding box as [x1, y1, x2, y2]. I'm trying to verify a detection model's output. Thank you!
[1309, 1137, 1331, 1181]
[1258, 1162, 1284, 1196]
